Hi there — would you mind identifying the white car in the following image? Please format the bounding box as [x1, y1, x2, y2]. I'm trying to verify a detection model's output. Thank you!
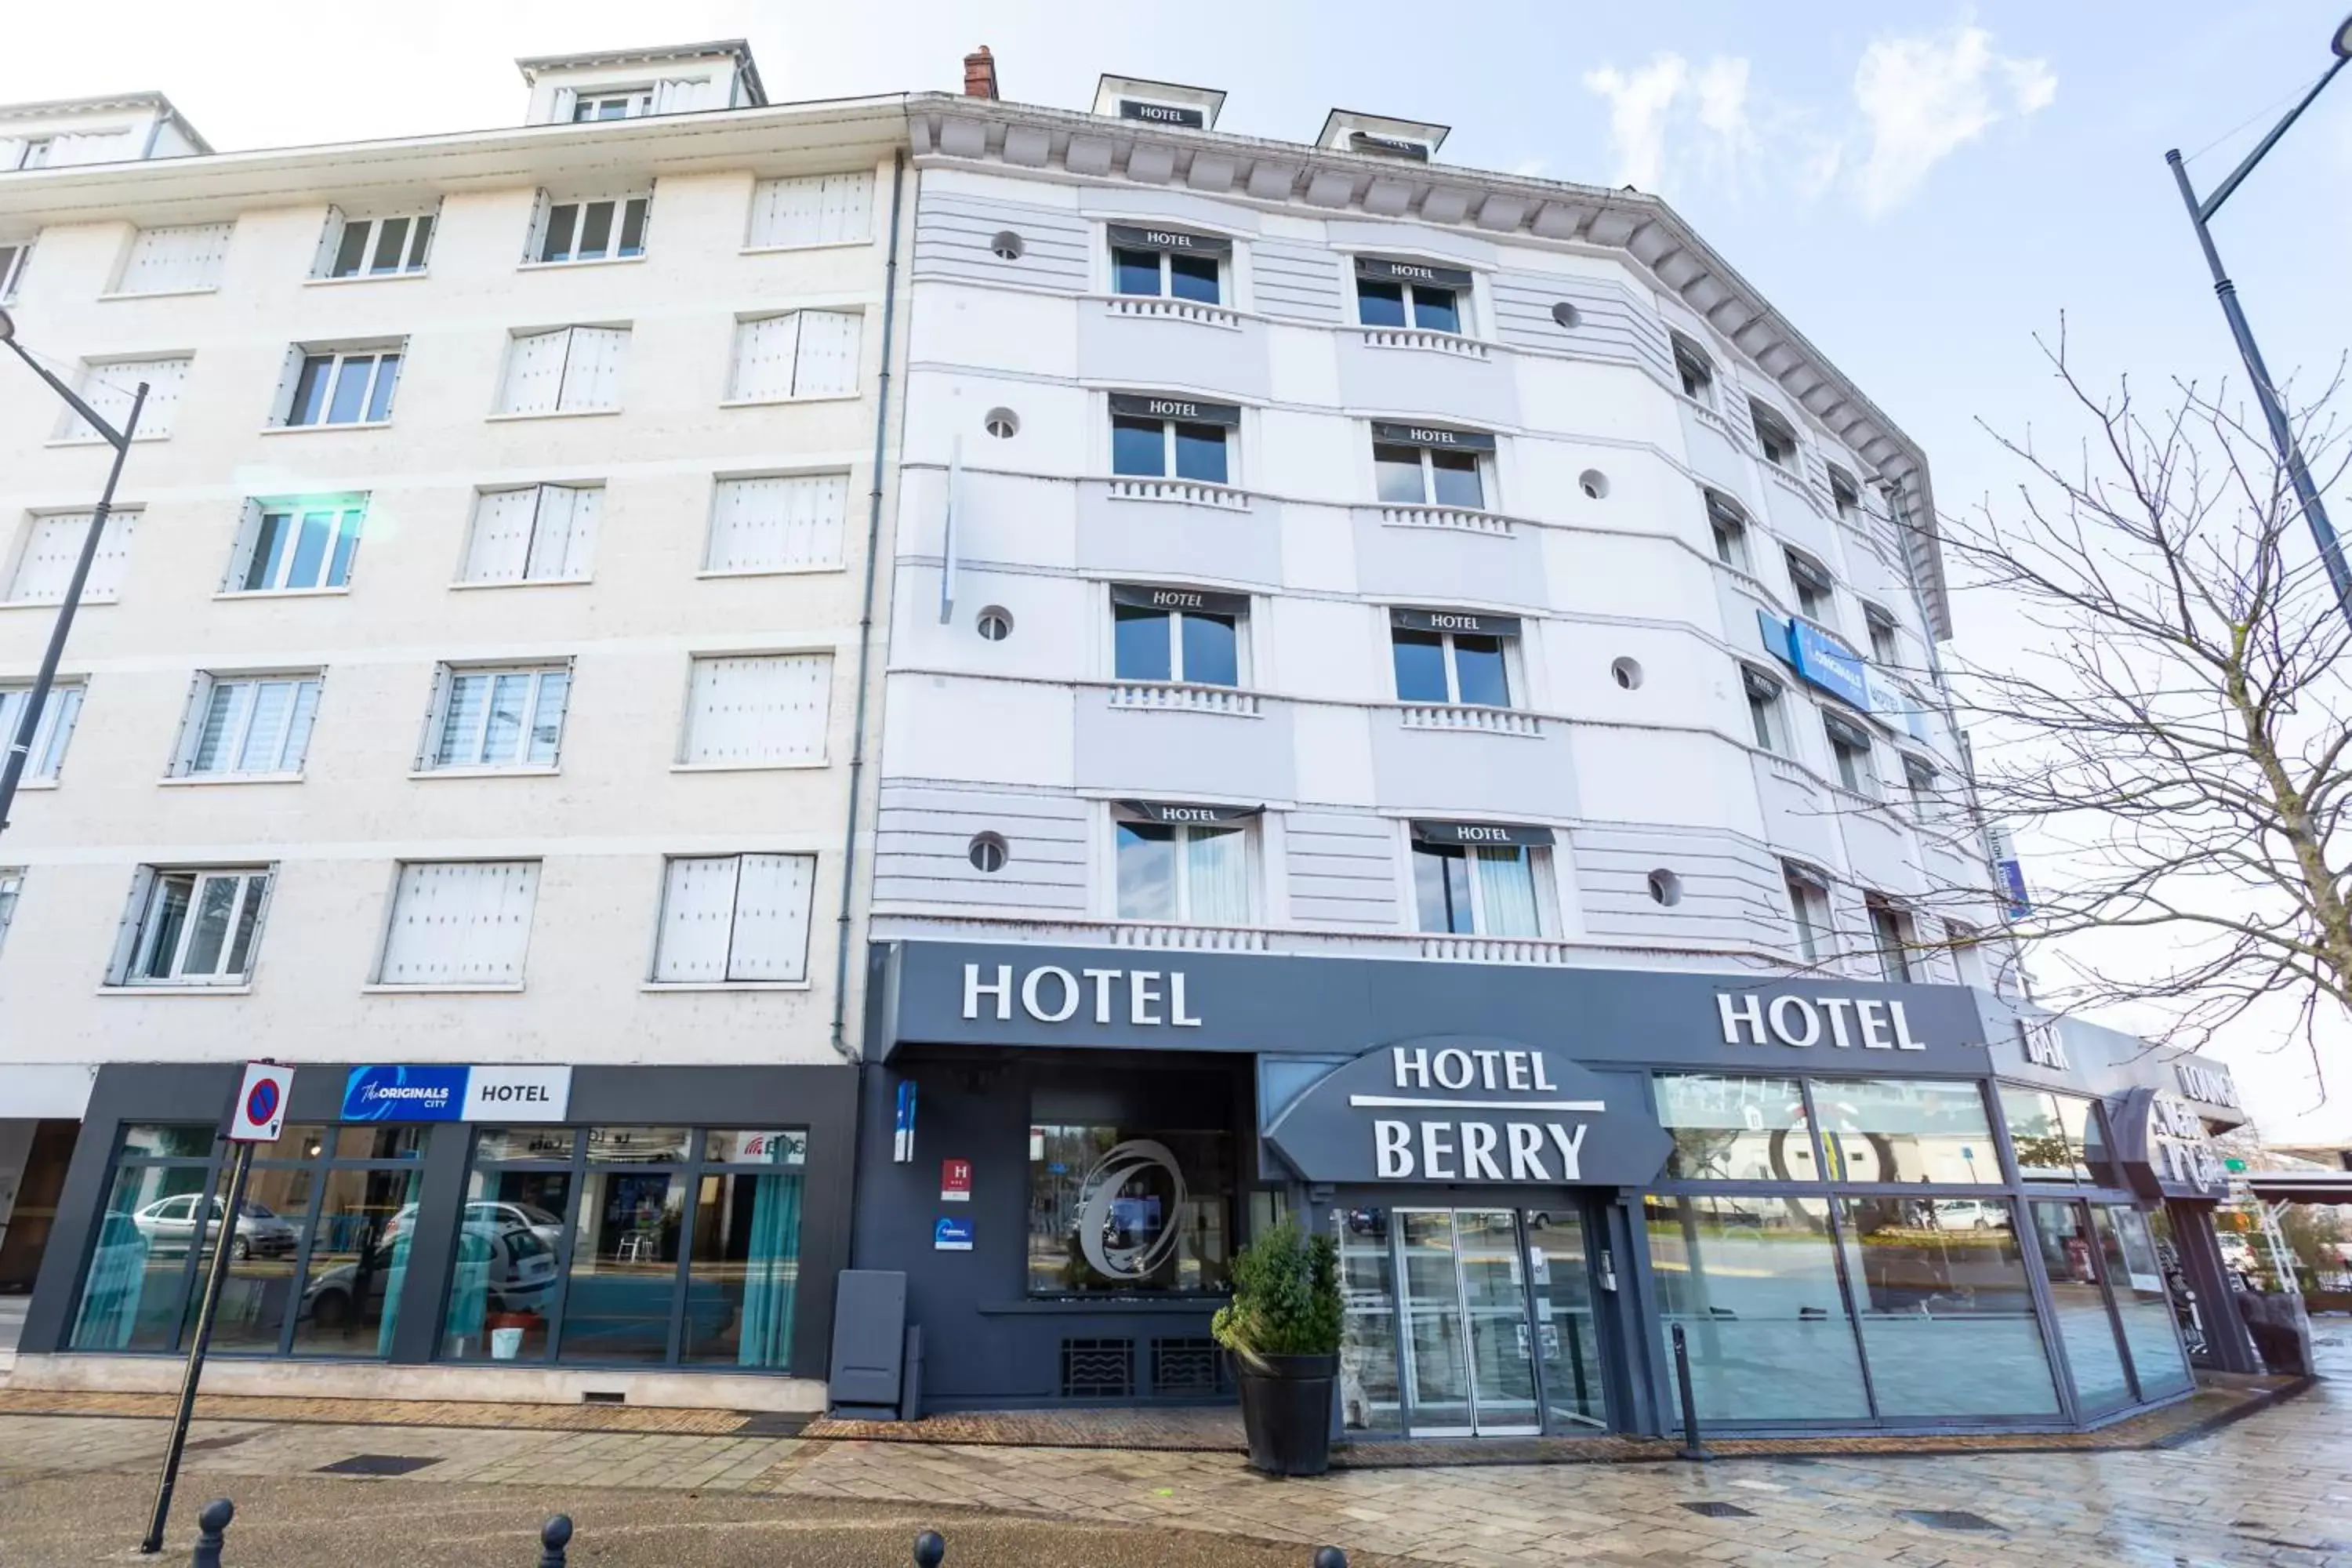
[132, 1194, 299, 1260]
[381, 1200, 564, 1252]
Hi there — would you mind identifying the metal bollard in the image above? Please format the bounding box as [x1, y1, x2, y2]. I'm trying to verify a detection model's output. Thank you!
[913, 1529, 946, 1567]
[1312, 1549, 1348, 1568]
[537, 1514, 572, 1568]
[1670, 1323, 1712, 1461]
[187, 1499, 234, 1568]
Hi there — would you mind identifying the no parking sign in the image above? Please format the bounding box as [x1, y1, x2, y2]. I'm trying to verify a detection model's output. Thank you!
[229, 1062, 295, 1142]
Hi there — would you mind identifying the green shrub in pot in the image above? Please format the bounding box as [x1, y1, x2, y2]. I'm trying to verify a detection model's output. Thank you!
[1212, 1222, 1343, 1359]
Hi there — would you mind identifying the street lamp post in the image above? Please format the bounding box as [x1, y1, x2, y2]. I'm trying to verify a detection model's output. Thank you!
[0, 307, 144, 837]
[2164, 15, 2352, 628]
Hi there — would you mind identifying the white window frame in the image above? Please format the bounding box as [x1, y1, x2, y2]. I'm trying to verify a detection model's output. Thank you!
[745, 172, 874, 250]
[316, 208, 436, 280]
[724, 310, 863, 402]
[276, 342, 405, 428]
[170, 671, 323, 780]
[1409, 838, 1554, 938]
[223, 498, 366, 595]
[0, 868, 20, 956]
[1751, 399, 1800, 467]
[649, 853, 817, 985]
[458, 484, 601, 585]
[1828, 464, 1864, 521]
[1109, 411, 1233, 483]
[0, 679, 85, 782]
[572, 89, 654, 122]
[1671, 333, 1716, 406]
[1867, 896, 1915, 982]
[1826, 719, 1876, 797]
[1706, 493, 1748, 571]
[1371, 441, 1490, 510]
[1785, 867, 1830, 963]
[1389, 626, 1519, 709]
[1107, 241, 1224, 303]
[373, 860, 541, 989]
[1786, 550, 1835, 624]
[1864, 606, 1900, 666]
[416, 661, 573, 774]
[6, 510, 138, 604]
[530, 192, 651, 265]
[1742, 666, 1784, 753]
[1356, 273, 1468, 336]
[0, 236, 30, 301]
[114, 866, 274, 988]
[1112, 813, 1258, 926]
[702, 474, 850, 575]
[1111, 597, 1249, 688]
[1901, 754, 1939, 822]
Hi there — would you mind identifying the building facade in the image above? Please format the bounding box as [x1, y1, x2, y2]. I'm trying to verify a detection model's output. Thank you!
[2, 44, 904, 1408]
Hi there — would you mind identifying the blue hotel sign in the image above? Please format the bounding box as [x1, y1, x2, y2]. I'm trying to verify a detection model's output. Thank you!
[1761, 611, 1869, 711]
[341, 1064, 571, 1122]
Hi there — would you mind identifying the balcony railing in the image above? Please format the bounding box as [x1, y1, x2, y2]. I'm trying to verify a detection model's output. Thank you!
[1108, 682, 1263, 717]
[1417, 934, 1575, 965]
[1355, 326, 1491, 360]
[1377, 504, 1514, 537]
[1107, 923, 1272, 952]
[1103, 295, 1243, 330]
[1107, 476, 1252, 511]
[1398, 703, 1541, 736]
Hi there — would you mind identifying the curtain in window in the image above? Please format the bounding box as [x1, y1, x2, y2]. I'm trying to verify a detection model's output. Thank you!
[373, 1174, 422, 1357]
[1473, 847, 1540, 936]
[1185, 828, 1250, 926]
[737, 1167, 804, 1370]
[71, 1209, 152, 1350]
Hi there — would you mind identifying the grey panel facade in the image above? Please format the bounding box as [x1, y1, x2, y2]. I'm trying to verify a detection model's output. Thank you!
[1073, 695, 1298, 803]
[913, 192, 1091, 291]
[1348, 508, 1549, 606]
[874, 784, 1090, 911]
[1076, 301, 1272, 401]
[1490, 272, 1672, 379]
[1571, 826, 1789, 949]
[1367, 715, 1581, 822]
[1334, 336, 1522, 428]
[1073, 485, 1280, 585]
[1283, 811, 1403, 928]
[1249, 239, 1344, 324]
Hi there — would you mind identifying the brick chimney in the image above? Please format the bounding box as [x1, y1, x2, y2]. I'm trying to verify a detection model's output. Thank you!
[963, 45, 998, 100]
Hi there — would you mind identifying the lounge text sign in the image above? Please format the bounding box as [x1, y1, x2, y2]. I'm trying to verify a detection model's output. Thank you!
[1370, 421, 1497, 453]
[1391, 606, 1522, 637]
[2112, 1087, 2230, 1200]
[1265, 1037, 1669, 1186]
[1108, 392, 1242, 426]
[1118, 100, 1206, 129]
[964, 962, 1203, 1027]
[2175, 1060, 2241, 1109]
[1718, 991, 1930, 1052]
[1109, 583, 1250, 617]
[1105, 220, 1228, 254]
[1356, 256, 1469, 289]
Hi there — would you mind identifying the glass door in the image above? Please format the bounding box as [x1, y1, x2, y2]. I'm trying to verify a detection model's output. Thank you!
[1396, 1209, 1473, 1433]
[2029, 1198, 2134, 1414]
[1456, 1209, 1540, 1434]
[1526, 1207, 1606, 1429]
[2093, 1205, 2194, 1399]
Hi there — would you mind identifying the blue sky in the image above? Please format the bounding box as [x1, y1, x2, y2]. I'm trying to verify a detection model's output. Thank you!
[9, 2, 2351, 1131]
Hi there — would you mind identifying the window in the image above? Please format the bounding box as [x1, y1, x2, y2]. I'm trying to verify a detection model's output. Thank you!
[652, 854, 816, 982]
[60, 358, 188, 441]
[1784, 865, 1830, 962]
[225, 499, 365, 594]
[681, 654, 831, 768]
[533, 194, 649, 263]
[1835, 1197, 2056, 1417]
[1111, 586, 1243, 687]
[747, 172, 873, 249]
[318, 210, 434, 278]
[0, 869, 18, 955]
[461, 485, 601, 584]
[0, 681, 82, 782]
[116, 223, 231, 294]
[441, 1124, 807, 1369]
[1742, 666, 1784, 753]
[1116, 811, 1253, 925]
[7, 511, 136, 603]
[497, 327, 628, 416]
[1865, 895, 1912, 982]
[420, 663, 572, 771]
[1785, 550, 1834, 622]
[1705, 492, 1748, 569]
[1900, 755, 1937, 819]
[278, 344, 403, 427]
[1109, 224, 1225, 303]
[1109, 394, 1233, 484]
[1671, 332, 1715, 404]
[9, 139, 55, 171]
[1371, 426, 1490, 509]
[376, 861, 540, 986]
[1410, 825, 1548, 937]
[728, 311, 862, 401]
[1811, 1078, 1994, 1185]
[0, 238, 27, 300]
[1998, 1087, 2114, 1185]
[172, 673, 321, 779]
[1028, 1116, 1233, 1294]
[1654, 1073, 1818, 1182]
[1646, 1195, 1869, 1422]
[117, 867, 273, 986]
[1825, 714, 1875, 796]
[1829, 464, 1863, 521]
[1391, 610, 1515, 707]
[572, 89, 653, 121]
[1864, 606, 1899, 666]
[1751, 400, 1798, 467]
[705, 474, 848, 574]
[1355, 257, 1468, 334]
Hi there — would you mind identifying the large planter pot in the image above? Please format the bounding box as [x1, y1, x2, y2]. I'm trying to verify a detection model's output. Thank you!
[1232, 1350, 1338, 1477]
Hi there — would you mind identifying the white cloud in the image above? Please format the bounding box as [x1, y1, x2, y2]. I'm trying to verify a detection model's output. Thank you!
[1852, 24, 2056, 216]
[1582, 54, 1689, 191]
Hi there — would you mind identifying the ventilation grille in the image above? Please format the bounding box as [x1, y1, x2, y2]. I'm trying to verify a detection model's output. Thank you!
[1151, 1338, 1221, 1396]
[1060, 1338, 1134, 1399]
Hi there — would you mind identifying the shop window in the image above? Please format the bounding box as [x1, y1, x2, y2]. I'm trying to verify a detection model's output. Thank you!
[1390, 610, 1517, 708]
[1834, 1197, 2058, 1417]
[1109, 394, 1234, 484]
[1809, 1077, 1994, 1184]
[2098, 1205, 2194, 1398]
[1115, 812, 1253, 926]
[1998, 1086, 2114, 1185]
[440, 1125, 806, 1370]
[1653, 1073, 1820, 1182]
[1643, 1195, 1871, 1422]
[1112, 586, 1244, 688]
[1410, 837, 1547, 938]
[1027, 1123, 1232, 1295]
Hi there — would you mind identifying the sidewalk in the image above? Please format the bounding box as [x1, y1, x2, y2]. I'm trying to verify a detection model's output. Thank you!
[0, 1328, 2344, 1566]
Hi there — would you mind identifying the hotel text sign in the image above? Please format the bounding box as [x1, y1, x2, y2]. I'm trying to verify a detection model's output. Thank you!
[1717, 991, 1930, 1052]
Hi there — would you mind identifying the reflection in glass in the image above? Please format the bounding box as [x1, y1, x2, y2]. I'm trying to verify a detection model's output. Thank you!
[1113, 604, 1174, 682]
[1410, 287, 1461, 334]
[559, 1169, 686, 1363]
[1429, 450, 1484, 508]
[192, 1161, 310, 1354]
[1391, 628, 1449, 702]
[1456, 1210, 1538, 1432]
[291, 1166, 423, 1358]
[1835, 1197, 2057, 1416]
[1179, 611, 1240, 688]
[442, 1163, 571, 1363]
[1526, 1208, 1606, 1429]
[2096, 1206, 2192, 1398]
[1644, 1195, 1870, 1422]
[72, 1162, 207, 1351]
[1813, 1078, 1994, 1184]
[1111, 416, 1163, 477]
[1168, 253, 1220, 303]
[1172, 423, 1227, 484]
[1451, 633, 1509, 707]
[1373, 444, 1425, 503]
[1356, 278, 1407, 327]
[1334, 1207, 1401, 1432]
[2029, 1199, 2133, 1412]
[680, 1145, 804, 1369]
[1027, 1124, 1230, 1294]
[1112, 249, 1160, 296]
[1398, 1210, 1472, 1430]
[1998, 1086, 2082, 1181]
[1654, 1073, 1818, 1182]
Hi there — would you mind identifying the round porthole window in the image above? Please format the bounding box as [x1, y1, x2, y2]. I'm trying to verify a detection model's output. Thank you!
[983, 407, 1020, 440]
[990, 230, 1025, 262]
[1551, 301, 1582, 329]
[1647, 869, 1683, 907]
[967, 833, 1010, 873]
[1610, 656, 1643, 691]
[1579, 469, 1611, 501]
[975, 606, 1013, 641]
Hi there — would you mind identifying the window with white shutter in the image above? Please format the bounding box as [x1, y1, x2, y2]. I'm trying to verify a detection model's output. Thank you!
[704, 474, 848, 574]
[498, 327, 628, 415]
[531, 194, 650, 263]
[681, 653, 831, 768]
[60, 358, 188, 441]
[115, 866, 274, 985]
[115, 223, 233, 295]
[376, 861, 541, 986]
[172, 673, 322, 778]
[461, 485, 601, 583]
[746, 172, 873, 249]
[652, 853, 815, 982]
[278, 343, 405, 426]
[418, 662, 572, 771]
[317, 209, 437, 278]
[0, 681, 85, 782]
[726, 310, 862, 401]
[7, 510, 138, 604]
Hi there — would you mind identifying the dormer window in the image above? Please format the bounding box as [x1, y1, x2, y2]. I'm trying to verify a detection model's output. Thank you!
[518, 43, 765, 127]
[1356, 257, 1469, 335]
[1109, 223, 1227, 304]
[1317, 109, 1450, 162]
[1093, 75, 1226, 130]
[573, 89, 653, 122]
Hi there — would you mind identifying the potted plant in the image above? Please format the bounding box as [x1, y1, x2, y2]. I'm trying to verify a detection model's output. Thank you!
[1211, 1222, 1345, 1476]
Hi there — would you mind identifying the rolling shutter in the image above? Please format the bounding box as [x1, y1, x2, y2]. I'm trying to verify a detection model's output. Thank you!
[683, 654, 831, 766]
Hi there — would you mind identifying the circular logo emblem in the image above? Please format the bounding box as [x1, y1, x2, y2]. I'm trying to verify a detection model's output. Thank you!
[1075, 1138, 1186, 1282]
[244, 1077, 281, 1129]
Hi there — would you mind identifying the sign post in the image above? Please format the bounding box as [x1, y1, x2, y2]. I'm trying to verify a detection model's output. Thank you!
[140, 1062, 291, 1555]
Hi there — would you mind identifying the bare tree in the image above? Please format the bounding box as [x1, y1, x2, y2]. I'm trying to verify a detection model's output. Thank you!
[1932, 325, 2352, 1084]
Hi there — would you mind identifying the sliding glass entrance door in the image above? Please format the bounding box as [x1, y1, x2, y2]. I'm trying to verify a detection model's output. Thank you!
[1526, 1209, 1606, 1429]
[1381, 1207, 1602, 1436]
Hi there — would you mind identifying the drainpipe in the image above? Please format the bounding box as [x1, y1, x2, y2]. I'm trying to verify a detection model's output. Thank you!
[829, 145, 908, 1058]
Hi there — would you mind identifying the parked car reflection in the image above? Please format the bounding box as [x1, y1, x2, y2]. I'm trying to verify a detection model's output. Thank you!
[132, 1194, 298, 1260]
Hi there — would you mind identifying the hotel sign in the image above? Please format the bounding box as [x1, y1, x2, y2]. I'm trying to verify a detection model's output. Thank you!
[1717, 991, 1932, 1052]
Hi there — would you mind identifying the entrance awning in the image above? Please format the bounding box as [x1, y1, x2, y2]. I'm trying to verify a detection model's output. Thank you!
[2243, 1170, 2352, 1205]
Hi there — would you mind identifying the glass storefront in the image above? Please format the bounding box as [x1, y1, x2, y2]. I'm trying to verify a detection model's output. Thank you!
[1027, 1122, 1232, 1296]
